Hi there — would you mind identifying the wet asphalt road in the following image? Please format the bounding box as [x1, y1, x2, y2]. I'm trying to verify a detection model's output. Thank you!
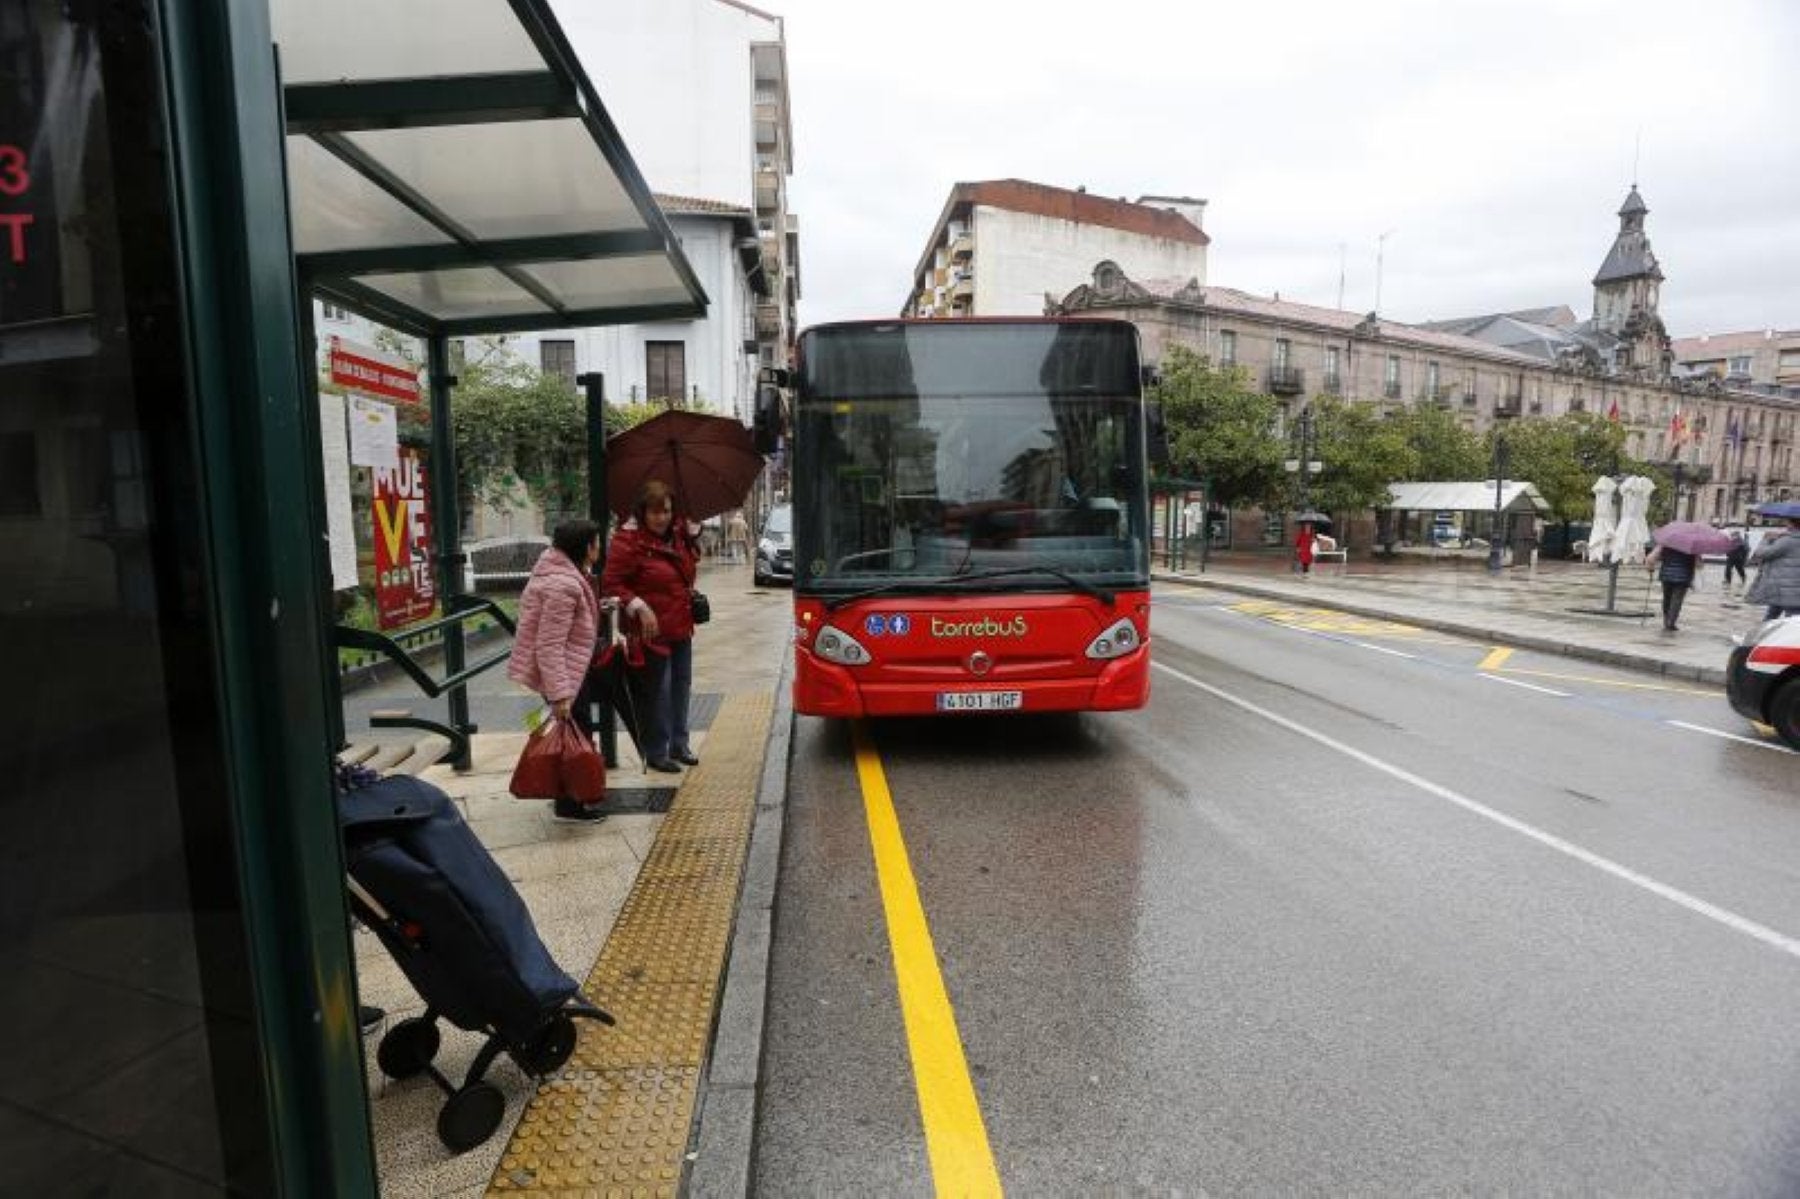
[755, 585, 1800, 1196]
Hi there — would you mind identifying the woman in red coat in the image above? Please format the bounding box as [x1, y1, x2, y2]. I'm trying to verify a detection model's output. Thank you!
[1295, 522, 1316, 574]
[602, 480, 700, 774]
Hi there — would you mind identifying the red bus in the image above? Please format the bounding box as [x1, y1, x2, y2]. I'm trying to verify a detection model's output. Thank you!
[783, 318, 1154, 717]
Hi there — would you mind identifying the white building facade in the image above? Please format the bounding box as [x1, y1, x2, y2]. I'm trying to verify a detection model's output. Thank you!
[906, 181, 1208, 318]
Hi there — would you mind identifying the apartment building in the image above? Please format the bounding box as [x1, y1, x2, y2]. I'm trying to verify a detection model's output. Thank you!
[1672, 328, 1800, 389]
[905, 180, 1208, 318]
[507, 0, 799, 417]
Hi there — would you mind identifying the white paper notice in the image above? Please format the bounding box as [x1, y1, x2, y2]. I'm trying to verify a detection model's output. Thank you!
[319, 394, 360, 591]
[348, 394, 399, 469]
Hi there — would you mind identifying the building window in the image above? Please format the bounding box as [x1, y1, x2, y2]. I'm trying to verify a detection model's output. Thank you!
[1426, 360, 1439, 396]
[646, 340, 687, 402]
[1324, 347, 1341, 393]
[1384, 354, 1401, 398]
[1728, 355, 1753, 377]
[1219, 330, 1237, 367]
[540, 339, 576, 389]
[1273, 338, 1290, 370]
[321, 302, 348, 321]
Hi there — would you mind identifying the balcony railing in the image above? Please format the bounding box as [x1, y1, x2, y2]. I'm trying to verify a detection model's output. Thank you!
[1267, 365, 1305, 395]
[755, 303, 780, 339]
[754, 166, 779, 212]
[754, 100, 780, 146]
[949, 233, 973, 261]
[1495, 393, 1523, 418]
[1321, 372, 1343, 395]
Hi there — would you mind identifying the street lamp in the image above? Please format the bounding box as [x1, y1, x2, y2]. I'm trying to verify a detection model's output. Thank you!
[1487, 424, 1510, 574]
[1283, 405, 1323, 509]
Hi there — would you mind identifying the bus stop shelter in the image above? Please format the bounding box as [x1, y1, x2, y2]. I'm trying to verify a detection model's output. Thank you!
[1377, 480, 1551, 552]
[2, 2, 704, 1193]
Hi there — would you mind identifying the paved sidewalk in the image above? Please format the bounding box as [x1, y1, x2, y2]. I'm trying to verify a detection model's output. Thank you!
[1157, 551, 1767, 685]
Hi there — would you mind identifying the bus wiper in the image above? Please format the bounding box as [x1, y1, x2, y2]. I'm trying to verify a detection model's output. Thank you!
[947, 565, 1115, 606]
[822, 566, 1115, 612]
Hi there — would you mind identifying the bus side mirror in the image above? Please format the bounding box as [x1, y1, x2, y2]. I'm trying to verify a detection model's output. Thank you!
[754, 383, 783, 455]
[1146, 401, 1171, 467]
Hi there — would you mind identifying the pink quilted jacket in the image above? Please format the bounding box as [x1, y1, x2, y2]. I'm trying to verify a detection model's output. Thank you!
[507, 548, 599, 703]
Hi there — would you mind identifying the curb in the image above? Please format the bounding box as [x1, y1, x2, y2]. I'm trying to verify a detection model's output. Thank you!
[1154, 571, 1731, 687]
[687, 651, 794, 1198]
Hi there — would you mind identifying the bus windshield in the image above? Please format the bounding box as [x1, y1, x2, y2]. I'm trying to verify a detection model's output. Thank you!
[793, 322, 1149, 592]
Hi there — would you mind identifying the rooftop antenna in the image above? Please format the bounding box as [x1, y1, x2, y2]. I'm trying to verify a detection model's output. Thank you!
[1374, 229, 1395, 314]
[1337, 242, 1346, 310]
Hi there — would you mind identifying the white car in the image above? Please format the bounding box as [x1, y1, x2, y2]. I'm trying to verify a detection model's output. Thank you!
[754, 504, 793, 586]
[1728, 615, 1800, 749]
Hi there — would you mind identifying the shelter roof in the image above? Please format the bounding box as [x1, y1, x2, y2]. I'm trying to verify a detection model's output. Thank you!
[1381, 481, 1551, 515]
[272, 0, 708, 337]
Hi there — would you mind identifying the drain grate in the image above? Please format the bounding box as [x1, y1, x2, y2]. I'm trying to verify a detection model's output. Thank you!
[601, 787, 677, 814]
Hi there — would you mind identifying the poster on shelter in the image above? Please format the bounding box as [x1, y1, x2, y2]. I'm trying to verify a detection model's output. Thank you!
[319, 394, 360, 590]
[372, 446, 435, 629]
[348, 393, 399, 469]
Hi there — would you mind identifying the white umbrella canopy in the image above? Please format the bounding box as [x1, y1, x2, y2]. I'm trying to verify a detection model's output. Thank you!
[1613, 475, 1655, 565]
[1586, 476, 1619, 563]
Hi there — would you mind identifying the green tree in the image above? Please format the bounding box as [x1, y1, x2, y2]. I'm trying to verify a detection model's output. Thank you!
[1151, 344, 1286, 508]
[1387, 403, 1486, 481]
[1307, 397, 1417, 516]
[1490, 413, 1629, 529]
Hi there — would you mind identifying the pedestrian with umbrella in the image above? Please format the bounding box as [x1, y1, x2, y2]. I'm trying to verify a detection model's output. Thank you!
[1646, 521, 1733, 632]
[1746, 505, 1800, 620]
[603, 480, 700, 774]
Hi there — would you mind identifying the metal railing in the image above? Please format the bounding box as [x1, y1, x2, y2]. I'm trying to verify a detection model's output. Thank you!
[333, 596, 517, 771]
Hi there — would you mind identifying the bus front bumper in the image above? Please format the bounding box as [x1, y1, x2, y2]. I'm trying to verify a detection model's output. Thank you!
[792, 645, 1151, 718]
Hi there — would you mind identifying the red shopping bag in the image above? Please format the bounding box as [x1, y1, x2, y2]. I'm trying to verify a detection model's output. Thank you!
[509, 719, 605, 803]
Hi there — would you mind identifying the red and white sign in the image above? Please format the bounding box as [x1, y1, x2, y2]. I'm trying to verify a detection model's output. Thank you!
[329, 335, 422, 404]
[373, 447, 435, 629]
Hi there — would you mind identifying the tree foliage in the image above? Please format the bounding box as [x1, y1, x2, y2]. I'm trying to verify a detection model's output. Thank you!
[1308, 397, 1416, 514]
[1151, 345, 1286, 508]
[1487, 412, 1640, 526]
[1386, 404, 1486, 481]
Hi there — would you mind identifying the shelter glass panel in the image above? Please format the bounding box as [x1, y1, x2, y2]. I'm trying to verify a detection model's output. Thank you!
[346, 121, 642, 239]
[1, 3, 274, 1191]
[526, 255, 698, 311]
[286, 137, 458, 254]
[270, 0, 545, 84]
[353, 266, 550, 321]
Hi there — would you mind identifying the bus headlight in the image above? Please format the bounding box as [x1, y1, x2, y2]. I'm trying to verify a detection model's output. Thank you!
[813, 626, 872, 666]
[1085, 617, 1141, 660]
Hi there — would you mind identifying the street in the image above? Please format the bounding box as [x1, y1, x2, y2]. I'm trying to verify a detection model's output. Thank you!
[755, 584, 1800, 1195]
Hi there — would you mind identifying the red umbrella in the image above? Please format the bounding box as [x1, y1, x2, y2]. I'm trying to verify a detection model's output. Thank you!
[605, 410, 764, 521]
[1651, 521, 1734, 557]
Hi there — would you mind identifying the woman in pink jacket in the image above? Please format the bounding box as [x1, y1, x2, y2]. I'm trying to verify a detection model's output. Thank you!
[508, 519, 603, 820]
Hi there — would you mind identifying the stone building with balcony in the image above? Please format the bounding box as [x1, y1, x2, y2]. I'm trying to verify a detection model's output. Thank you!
[1048, 186, 1797, 528]
[905, 180, 1208, 318]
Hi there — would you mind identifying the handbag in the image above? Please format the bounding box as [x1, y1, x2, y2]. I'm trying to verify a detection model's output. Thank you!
[509, 718, 605, 803]
[690, 589, 711, 625]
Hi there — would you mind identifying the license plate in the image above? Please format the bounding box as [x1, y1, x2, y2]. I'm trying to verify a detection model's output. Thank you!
[935, 690, 1023, 712]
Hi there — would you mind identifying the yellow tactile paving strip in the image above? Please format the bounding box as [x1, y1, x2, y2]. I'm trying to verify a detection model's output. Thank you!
[489, 693, 772, 1198]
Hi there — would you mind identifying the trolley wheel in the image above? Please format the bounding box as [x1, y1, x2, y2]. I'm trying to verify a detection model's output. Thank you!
[515, 1012, 578, 1076]
[376, 1017, 440, 1081]
[437, 1082, 505, 1154]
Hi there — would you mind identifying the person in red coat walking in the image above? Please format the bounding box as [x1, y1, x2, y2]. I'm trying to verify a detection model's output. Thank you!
[602, 480, 700, 774]
[1295, 522, 1316, 574]
[508, 519, 605, 821]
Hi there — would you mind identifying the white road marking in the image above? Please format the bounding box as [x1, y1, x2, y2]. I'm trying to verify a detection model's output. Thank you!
[1477, 673, 1571, 698]
[1667, 720, 1798, 755]
[1350, 641, 1418, 660]
[1153, 661, 1800, 962]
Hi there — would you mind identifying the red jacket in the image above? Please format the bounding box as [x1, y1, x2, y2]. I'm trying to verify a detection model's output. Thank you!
[602, 524, 698, 648]
[507, 548, 599, 703]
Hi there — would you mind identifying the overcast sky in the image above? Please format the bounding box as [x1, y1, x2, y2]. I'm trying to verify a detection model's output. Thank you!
[770, 0, 1797, 339]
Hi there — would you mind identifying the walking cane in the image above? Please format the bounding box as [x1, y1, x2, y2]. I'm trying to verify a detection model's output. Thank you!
[1637, 565, 1656, 624]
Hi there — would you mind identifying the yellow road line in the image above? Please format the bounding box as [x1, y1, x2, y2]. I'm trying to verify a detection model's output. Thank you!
[1478, 647, 1514, 671]
[852, 722, 1003, 1199]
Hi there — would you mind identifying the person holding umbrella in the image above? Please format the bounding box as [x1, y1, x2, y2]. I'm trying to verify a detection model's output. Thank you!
[1746, 513, 1800, 620]
[603, 480, 700, 774]
[1645, 520, 1733, 632]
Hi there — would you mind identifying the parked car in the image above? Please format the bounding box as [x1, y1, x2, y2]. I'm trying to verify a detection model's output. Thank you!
[1727, 615, 1800, 750]
[754, 503, 793, 586]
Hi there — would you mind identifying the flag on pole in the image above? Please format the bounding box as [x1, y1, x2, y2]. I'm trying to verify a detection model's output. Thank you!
[1726, 413, 1742, 450]
[1668, 407, 1687, 447]
[1607, 397, 1620, 422]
